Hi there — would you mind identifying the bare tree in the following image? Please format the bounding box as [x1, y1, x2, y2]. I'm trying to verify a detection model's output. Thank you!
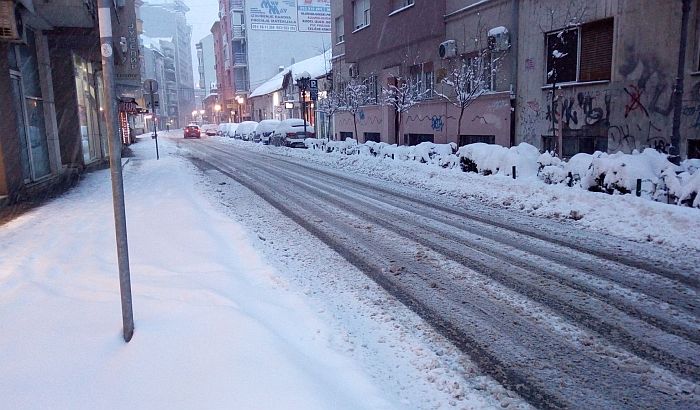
[317, 88, 343, 140]
[340, 79, 371, 140]
[382, 76, 425, 145]
[436, 49, 498, 138]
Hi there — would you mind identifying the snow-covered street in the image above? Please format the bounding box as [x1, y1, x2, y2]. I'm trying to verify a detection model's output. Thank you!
[176, 133, 699, 409]
[0, 133, 523, 409]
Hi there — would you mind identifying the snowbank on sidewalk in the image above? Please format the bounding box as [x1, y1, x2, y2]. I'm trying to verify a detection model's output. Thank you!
[216, 137, 700, 249]
[0, 136, 395, 409]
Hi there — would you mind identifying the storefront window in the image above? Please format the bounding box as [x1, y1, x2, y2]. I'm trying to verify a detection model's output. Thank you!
[73, 54, 104, 163]
[11, 29, 51, 180]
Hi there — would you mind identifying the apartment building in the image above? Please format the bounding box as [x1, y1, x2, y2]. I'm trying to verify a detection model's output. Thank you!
[212, 0, 332, 122]
[141, 0, 195, 127]
[332, 0, 700, 159]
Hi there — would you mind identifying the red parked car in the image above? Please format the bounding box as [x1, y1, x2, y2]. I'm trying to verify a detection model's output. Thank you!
[184, 124, 201, 139]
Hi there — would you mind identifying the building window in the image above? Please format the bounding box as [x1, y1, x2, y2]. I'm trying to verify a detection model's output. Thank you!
[562, 135, 608, 157]
[545, 18, 613, 84]
[366, 75, 378, 103]
[335, 16, 345, 43]
[391, 0, 414, 12]
[464, 51, 493, 93]
[340, 131, 354, 140]
[409, 63, 434, 99]
[404, 133, 434, 146]
[688, 139, 700, 159]
[364, 132, 380, 143]
[460, 135, 495, 146]
[353, 0, 370, 30]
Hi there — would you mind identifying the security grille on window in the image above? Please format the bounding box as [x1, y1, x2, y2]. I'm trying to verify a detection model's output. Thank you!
[546, 18, 613, 84]
[335, 16, 345, 43]
[391, 0, 414, 12]
[353, 0, 370, 30]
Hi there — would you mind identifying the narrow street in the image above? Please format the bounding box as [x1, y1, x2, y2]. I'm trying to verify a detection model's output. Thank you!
[178, 135, 700, 410]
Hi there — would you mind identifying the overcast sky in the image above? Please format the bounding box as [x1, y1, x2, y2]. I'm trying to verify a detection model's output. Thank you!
[183, 0, 219, 87]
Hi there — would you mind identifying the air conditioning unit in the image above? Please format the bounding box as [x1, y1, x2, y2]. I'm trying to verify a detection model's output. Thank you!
[348, 63, 358, 78]
[0, 0, 25, 43]
[439, 40, 457, 59]
[488, 26, 510, 52]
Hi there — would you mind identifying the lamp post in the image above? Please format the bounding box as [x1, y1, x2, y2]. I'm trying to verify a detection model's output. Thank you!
[214, 104, 222, 124]
[236, 95, 245, 122]
[191, 110, 197, 124]
[295, 71, 311, 136]
[199, 109, 205, 124]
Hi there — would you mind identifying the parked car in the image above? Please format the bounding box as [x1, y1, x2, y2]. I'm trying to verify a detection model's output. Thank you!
[253, 120, 281, 144]
[183, 124, 201, 139]
[234, 121, 259, 141]
[224, 123, 239, 138]
[201, 124, 218, 136]
[270, 119, 314, 148]
[218, 123, 228, 136]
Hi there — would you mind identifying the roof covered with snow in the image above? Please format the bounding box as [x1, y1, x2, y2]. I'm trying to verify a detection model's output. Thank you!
[250, 50, 331, 98]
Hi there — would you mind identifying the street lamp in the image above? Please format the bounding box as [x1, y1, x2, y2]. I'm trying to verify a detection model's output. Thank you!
[214, 104, 222, 124]
[295, 71, 311, 136]
[236, 95, 245, 122]
[199, 109, 205, 124]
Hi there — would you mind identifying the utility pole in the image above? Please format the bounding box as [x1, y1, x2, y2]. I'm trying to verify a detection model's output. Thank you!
[97, 0, 135, 343]
[671, 0, 691, 163]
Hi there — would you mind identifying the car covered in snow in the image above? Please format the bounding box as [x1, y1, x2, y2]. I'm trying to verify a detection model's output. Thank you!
[270, 118, 314, 148]
[253, 120, 281, 144]
[183, 124, 201, 139]
[201, 124, 218, 136]
[223, 123, 239, 138]
[234, 121, 259, 141]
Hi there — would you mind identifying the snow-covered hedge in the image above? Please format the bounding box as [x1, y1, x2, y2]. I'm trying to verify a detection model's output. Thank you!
[300, 138, 699, 208]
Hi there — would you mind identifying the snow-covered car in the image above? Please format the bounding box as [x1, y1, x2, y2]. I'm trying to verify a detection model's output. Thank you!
[253, 119, 281, 144]
[201, 124, 218, 136]
[234, 121, 259, 141]
[224, 123, 239, 138]
[270, 119, 314, 148]
[217, 123, 228, 136]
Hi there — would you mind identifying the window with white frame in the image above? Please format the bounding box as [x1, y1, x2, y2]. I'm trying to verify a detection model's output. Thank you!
[409, 63, 434, 99]
[335, 16, 345, 43]
[391, 0, 414, 12]
[545, 18, 613, 84]
[353, 0, 370, 30]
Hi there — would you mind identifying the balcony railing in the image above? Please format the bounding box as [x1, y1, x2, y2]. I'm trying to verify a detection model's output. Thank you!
[233, 52, 247, 66]
[235, 80, 248, 92]
[232, 25, 245, 39]
[230, 0, 244, 10]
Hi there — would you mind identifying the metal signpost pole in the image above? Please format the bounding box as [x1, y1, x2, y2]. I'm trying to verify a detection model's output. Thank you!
[97, 0, 134, 343]
[144, 79, 160, 160]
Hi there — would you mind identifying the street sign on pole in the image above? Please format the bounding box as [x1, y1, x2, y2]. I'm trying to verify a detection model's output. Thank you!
[143, 79, 160, 159]
[309, 79, 319, 101]
[143, 79, 159, 94]
[98, 0, 134, 343]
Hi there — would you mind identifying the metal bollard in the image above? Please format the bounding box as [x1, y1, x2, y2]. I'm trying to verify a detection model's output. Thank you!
[636, 179, 642, 197]
[512, 165, 516, 179]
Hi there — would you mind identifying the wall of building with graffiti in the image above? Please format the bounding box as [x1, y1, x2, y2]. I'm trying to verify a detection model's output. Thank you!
[516, 0, 699, 159]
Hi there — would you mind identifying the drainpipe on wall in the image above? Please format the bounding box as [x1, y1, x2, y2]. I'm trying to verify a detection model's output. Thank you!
[671, 0, 691, 163]
[509, 0, 519, 147]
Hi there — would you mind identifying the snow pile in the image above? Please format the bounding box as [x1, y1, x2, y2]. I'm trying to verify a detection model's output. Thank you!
[457, 143, 540, 178]
[535, 149, 700, 207]
[296, 138, 700, 208]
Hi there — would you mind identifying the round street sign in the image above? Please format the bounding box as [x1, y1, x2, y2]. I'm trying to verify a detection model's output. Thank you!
[142, 79, 159, 93]
[276, 106, 283, 113]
